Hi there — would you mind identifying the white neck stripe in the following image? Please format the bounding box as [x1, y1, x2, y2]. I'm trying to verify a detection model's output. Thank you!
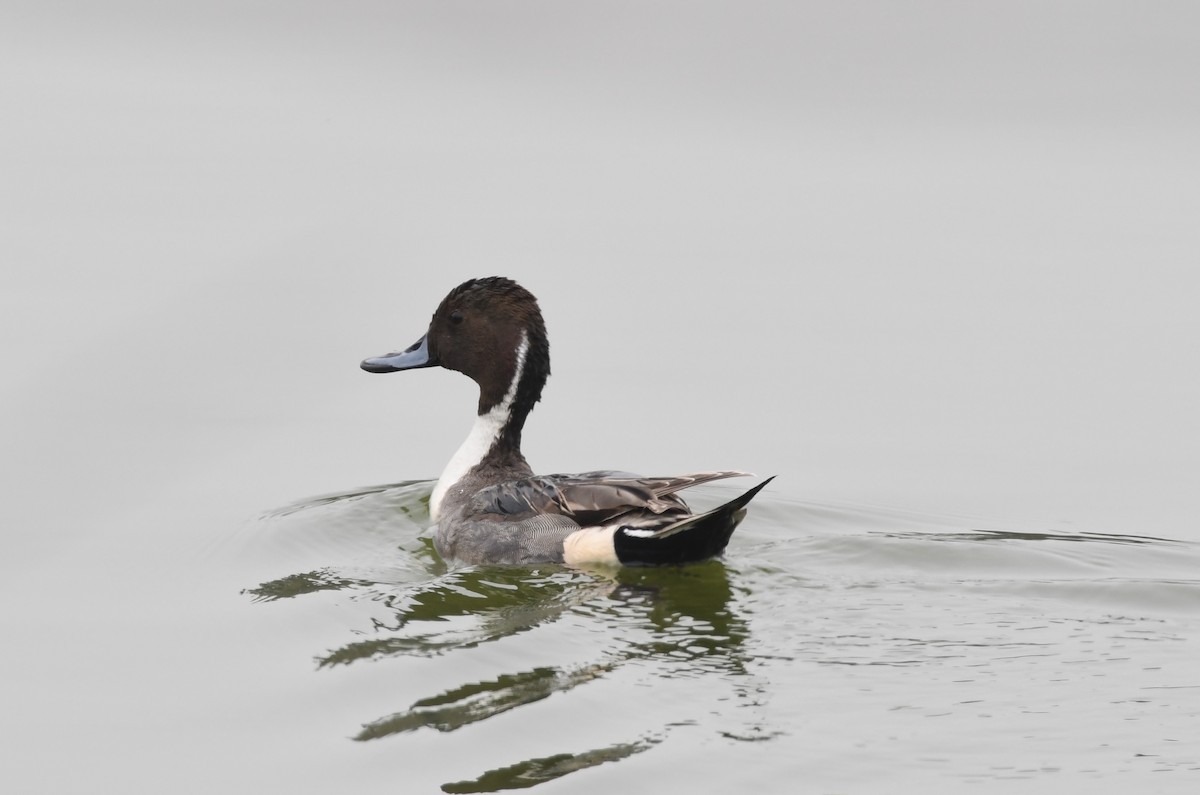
[429, 333, 528, 520]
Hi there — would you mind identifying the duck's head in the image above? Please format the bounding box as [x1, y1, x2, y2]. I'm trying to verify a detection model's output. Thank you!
[361, 277, 551, 417]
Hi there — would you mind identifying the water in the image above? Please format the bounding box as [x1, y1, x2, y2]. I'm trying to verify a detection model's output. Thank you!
[5, 472, 1199, 792]
[4, 3, 1200, 793]
[212, 481, 1199, 792]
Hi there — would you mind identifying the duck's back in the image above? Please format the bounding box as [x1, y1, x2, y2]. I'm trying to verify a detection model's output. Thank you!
[434, 470, 769, 567]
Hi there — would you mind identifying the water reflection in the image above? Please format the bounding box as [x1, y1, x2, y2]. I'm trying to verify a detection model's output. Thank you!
[246, 484, 1200, 791]
[319, 567, 607, 665]
[440, 737, 659, 794]
[195, 493, 1175, 783]
[355, 663, 613, 739]
[590, 561, 752, 678]
[245, 569, 369, 601]
[247, 482, 760, 791]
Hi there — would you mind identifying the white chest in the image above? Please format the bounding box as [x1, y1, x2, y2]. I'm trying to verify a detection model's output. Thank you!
[428, 334, 528, 521]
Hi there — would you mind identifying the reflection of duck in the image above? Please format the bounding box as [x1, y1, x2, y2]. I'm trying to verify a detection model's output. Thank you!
[362, 277, 772, 567]
[601, 560, 751, 676]
[245, 490, 758, 786]
[348, 560, 749, 746]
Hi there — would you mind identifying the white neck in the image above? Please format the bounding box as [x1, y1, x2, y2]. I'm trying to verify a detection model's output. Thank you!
[429, 333, 528, 521]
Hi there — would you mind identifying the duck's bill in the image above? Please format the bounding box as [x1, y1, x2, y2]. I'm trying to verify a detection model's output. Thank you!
[361, 334, 437, 373]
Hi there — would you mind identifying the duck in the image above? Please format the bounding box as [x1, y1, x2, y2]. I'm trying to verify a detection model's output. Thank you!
[361, 276, 772, 567]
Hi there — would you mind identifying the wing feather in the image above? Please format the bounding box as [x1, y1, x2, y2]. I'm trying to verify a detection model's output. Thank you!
[469, 470, 752, 525]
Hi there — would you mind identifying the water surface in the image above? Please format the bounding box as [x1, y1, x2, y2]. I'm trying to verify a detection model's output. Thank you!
[225, 479, 1200, 791]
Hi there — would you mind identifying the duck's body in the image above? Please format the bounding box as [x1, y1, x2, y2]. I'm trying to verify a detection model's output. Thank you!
[362, 277, 771, 567]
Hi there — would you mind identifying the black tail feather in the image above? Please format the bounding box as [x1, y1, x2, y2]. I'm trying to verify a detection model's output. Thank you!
[612, 477, 774, 566]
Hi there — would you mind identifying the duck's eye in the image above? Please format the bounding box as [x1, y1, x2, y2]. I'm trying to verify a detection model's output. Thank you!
[449, 310, 464, 325]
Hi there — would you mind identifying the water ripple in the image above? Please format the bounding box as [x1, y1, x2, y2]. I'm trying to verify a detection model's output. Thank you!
[243, 482, 1200, 790]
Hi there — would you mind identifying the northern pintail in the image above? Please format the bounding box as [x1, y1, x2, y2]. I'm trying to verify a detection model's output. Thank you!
[361, 277, 771, 567]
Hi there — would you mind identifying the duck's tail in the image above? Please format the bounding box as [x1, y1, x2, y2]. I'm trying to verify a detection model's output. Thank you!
[612, 476, 774, 565]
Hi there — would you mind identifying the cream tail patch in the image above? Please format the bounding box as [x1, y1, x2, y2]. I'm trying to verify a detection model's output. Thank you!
[562, 525, 620, 567]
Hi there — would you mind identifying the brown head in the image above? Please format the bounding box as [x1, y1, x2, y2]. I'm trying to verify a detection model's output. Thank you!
[361, 277, 551, 422]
